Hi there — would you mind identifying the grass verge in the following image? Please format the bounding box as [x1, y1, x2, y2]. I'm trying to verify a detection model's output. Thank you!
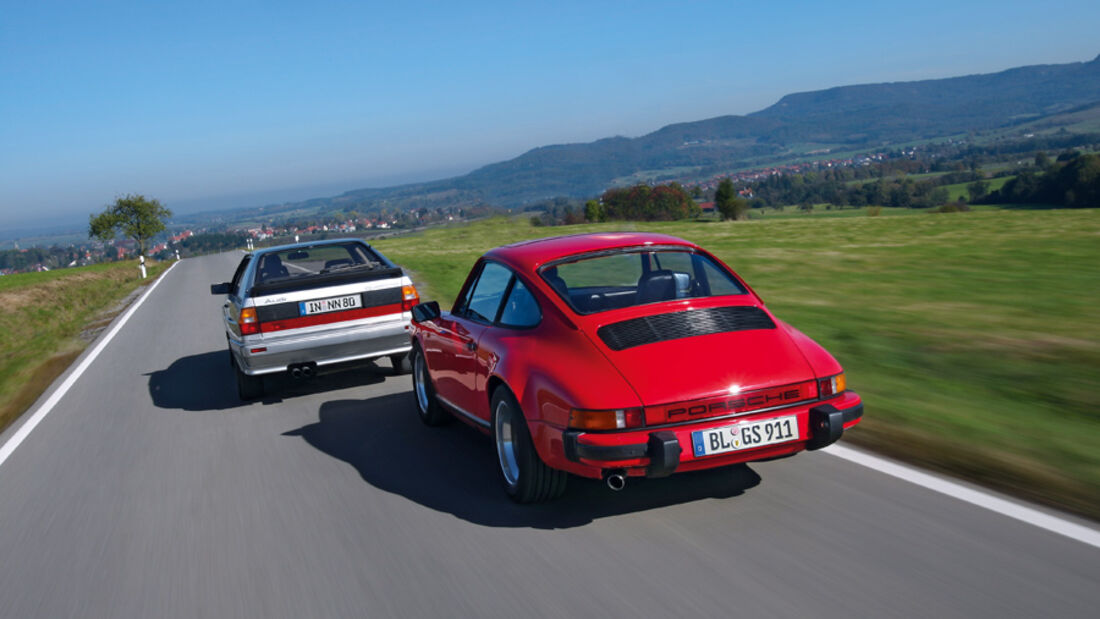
[375, 209, 1100, 520]
[0, 260, 169, 435]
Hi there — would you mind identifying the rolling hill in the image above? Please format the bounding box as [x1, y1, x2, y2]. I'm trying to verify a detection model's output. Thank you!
[233, 54, 1100, 216]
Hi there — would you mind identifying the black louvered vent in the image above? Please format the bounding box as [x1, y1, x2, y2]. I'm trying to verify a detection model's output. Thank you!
[597, 306, 776, 351]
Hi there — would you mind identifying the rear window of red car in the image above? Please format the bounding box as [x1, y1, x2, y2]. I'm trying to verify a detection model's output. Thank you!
[540, 249, 747, 314]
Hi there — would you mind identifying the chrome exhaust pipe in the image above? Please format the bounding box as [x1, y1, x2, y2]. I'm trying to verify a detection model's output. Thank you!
[301, 365, 314, 379]
[605, 471, 626, 491]
[290, 367, 302, 379]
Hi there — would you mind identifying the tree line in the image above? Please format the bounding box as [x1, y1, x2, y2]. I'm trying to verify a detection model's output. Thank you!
[982, 152, 1100, 207]
[531, 183, 701, 226]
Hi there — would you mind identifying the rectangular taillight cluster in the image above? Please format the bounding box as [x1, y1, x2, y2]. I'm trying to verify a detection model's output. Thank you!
[239, 307, 261, 335]
[401, 285, 419, 311]
[818, 373, 846, 398]
[569, 408, 644, 430]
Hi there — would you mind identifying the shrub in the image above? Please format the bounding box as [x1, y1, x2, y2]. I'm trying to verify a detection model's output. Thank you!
[600, 183, 700, 221]
[935, 201, 971, 213]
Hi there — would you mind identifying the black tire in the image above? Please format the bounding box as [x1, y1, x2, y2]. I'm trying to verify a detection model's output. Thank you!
[491, 387, 567, 503]
[411, 345, 449, 426]
[236, 366, 264, 400]
[390, 352, 412, 375]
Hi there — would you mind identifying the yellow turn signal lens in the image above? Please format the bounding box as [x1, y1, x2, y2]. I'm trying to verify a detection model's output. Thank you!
[818, 373, 846, 398]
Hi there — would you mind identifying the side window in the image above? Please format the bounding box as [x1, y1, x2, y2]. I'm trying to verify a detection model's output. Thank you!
[499, 278, 541, 328]
[230, 256, 251, 297]
[465, 262, 513, 323]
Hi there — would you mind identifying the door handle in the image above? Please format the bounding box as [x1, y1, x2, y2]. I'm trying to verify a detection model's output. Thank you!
[465, 340, 477, 352]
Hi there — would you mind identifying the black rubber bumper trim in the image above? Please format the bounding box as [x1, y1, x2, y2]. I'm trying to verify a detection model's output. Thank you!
[562, 430, 682, 478]
[842, 403, 864, 424]
[806, 401, 862, 451]
[563, 431, 648, 462]
[645, 431, 682, 478]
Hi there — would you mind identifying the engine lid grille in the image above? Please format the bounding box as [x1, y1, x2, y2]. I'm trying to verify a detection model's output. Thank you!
[597, 306, 776, 351]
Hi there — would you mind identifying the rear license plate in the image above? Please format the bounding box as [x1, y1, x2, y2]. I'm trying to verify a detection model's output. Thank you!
[690, 415, 799, 458]
[299, 294, 362, 316]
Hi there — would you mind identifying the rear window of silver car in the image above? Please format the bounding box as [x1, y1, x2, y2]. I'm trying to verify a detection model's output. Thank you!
[255, 243, 384, 284]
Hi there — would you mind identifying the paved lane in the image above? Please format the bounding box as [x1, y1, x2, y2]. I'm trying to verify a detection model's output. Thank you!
[1, 252, 1097, 618]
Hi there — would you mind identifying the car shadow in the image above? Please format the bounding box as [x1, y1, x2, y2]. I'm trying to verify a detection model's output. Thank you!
[283, 393, 762, 529]
[145, 350, 390, 412]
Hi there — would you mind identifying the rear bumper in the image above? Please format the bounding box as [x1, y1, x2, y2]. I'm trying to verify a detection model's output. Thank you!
[232, 317, 411, 375]
[560, 392, 862, 478]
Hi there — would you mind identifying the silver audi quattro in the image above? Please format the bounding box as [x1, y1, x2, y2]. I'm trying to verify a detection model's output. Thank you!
[211, 238, 419, 399]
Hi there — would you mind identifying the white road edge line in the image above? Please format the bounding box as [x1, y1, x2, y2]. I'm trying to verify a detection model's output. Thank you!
[823, 444, 1100, 549]
[0, 261, 179, 469]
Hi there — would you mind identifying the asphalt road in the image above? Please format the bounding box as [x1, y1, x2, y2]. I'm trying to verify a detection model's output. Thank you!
[1, 252, 1097, 619]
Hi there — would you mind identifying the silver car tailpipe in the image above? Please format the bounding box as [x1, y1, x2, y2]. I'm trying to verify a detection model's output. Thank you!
[605, 470, 627, 491]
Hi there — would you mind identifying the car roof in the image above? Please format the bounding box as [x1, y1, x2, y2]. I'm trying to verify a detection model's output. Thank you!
[250, 237, 368, 257]
[486, 232, 699, 272]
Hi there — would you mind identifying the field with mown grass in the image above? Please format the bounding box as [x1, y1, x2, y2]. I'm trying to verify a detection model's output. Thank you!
[0, 260, 169, 434]
[375, 210, 1100, 519]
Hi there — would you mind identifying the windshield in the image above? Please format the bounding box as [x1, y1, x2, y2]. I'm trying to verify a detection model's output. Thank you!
[539, 249, 748, 314]
[255, 242, 384, 284]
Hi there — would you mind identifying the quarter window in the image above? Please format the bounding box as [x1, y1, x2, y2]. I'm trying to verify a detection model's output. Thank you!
[499, 278, 541, 328]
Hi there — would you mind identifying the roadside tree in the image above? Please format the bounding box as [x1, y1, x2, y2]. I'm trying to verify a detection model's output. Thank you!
[89, 194, 172, 256]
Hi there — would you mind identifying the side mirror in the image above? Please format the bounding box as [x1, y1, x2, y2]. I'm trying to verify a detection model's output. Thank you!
[411, 301, 441, 323]
[210, 282, 231, 295]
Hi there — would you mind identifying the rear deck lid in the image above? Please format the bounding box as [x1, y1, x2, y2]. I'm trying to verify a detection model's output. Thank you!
[589, 305, 817, 419]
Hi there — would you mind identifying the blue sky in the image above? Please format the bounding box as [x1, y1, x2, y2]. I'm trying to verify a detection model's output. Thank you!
[1, 0, 1098, 228]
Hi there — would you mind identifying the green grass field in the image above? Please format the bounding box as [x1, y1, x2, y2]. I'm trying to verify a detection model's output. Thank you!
[0, 260, 170, 434]
[375, 210, 1100, 519]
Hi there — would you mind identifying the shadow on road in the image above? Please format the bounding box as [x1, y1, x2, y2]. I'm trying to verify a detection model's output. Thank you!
[283, 393, 762, 529]
[145, 350, 389, 411]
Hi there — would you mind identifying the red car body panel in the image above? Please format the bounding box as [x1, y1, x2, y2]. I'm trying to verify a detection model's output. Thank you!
[411, 232, 862, 481]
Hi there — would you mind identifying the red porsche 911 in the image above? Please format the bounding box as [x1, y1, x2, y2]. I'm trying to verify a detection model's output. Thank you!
[409, 232, 862, 502]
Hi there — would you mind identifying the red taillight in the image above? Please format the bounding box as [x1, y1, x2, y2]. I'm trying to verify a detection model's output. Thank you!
[818, 373, 846, 398]
[569, 407, 644, 430]
[239, 307, 261, 335]
[401, 285, 420, 311]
